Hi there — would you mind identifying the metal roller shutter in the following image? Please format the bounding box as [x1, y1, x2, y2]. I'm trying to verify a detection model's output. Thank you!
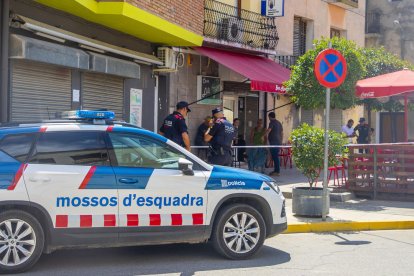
[300, 108, 314, 126]
[11, 60, 72, 121]
[82, 72, 124, 120]
[328, 108, 343, 132]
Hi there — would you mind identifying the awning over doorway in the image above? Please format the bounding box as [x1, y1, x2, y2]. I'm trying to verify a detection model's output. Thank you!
[194, 47, 290, 93]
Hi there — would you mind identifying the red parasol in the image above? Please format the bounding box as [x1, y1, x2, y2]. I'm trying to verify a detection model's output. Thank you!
[356, 69, 414, 99]
[355, 69, 414, 142]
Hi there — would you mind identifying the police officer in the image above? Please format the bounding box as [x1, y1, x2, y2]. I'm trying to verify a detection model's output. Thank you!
[204, 108, 235, 166]
[159, 101, 191, 151]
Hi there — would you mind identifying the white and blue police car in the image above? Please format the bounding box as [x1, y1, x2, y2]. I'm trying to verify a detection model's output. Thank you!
[0, 110, 286, 273]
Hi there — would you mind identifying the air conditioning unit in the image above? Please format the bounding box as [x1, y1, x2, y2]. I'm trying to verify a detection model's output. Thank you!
[220, 18, 243, 42]
[157, 47, 177, 69]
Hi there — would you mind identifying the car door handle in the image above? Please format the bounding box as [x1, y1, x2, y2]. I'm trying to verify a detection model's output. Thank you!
[28, 176, 51, 183]
[118, 178, 138, 184]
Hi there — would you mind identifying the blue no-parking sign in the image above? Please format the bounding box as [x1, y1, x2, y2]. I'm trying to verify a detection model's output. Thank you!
[314, 49, 347, 89]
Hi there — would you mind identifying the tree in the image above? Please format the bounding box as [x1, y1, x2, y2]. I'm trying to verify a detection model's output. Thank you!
[290, 124, 347, 188]
[286, 36, 365, 110]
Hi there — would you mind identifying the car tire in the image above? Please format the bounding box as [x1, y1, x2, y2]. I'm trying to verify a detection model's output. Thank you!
[0, 210, 45, 274]
[211, 204, 266, 260]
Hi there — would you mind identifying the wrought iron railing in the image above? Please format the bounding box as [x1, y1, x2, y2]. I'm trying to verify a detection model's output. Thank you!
[275, 55, 299, 69]
[366, 12, 381, 34]
[204, 0, 279, 50]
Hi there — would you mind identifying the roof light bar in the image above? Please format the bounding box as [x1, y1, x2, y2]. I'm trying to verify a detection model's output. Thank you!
[62, 110, 115, 120]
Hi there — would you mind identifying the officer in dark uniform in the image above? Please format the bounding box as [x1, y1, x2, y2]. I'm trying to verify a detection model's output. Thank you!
[159, 101, 191, 151]
[204, 108, 235, 166]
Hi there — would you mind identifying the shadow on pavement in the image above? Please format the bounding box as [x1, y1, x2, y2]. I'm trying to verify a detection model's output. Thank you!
[29, 243, 291, 275]
[316, 232, 372, 246]
[331, 199, 414, 213]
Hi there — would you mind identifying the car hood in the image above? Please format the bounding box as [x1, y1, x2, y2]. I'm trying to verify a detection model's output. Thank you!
[205, 165, 274, 190]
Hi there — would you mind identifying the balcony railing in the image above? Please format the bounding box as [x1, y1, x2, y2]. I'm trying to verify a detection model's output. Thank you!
[275, 55, 299, 69]
[204, 0, 279, 50]
[366, 12, 381, 34]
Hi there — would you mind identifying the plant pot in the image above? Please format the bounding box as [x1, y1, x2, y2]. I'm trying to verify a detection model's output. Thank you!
[292, 187, 329, 217]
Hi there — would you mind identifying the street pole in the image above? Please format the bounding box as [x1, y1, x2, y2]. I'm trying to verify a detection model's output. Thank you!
[322, 87, 330, 221]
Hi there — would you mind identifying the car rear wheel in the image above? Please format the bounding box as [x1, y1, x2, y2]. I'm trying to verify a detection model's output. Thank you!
[212, 204, 266, 259]
[0, 210, 44, 274]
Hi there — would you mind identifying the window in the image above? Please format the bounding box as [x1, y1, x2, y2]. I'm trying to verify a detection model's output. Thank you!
[0, 134, 35, 162]
[330, 28, 341, 38]
[293, 17, 307, 56]
[29, 131, 108, 166]
[108, 133, 187, 170]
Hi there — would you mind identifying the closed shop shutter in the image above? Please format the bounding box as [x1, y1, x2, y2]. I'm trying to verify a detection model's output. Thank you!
[329, 108, 343, 132]
[11, 60, 71, 121]
[82, 72, 124, 120]
[300, 108, 313, 126]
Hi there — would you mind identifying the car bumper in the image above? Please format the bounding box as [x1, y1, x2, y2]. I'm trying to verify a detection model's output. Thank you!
[267, 221, 288, 238]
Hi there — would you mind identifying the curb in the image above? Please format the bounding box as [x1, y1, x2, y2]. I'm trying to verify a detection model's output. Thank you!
[283, 221, 414, 234]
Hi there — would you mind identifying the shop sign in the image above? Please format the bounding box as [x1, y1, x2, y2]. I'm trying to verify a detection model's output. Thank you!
[130, 88, 143, 127]
[197, 76, 221, 105]
[261, 0, 284, 17]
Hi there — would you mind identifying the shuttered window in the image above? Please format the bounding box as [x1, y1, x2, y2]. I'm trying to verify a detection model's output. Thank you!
[293, 17, 307, 56]
[81, 72, 124, 121]
[11, 60, 71, 121]
[300, 108, 313, 126]
[328, 108, 343, 132]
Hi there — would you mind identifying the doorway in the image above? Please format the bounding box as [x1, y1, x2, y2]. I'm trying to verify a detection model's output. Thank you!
[380, 112, 405, 143]
[238, 95, 259, 143]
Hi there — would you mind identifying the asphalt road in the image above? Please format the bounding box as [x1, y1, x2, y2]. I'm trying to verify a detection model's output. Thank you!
[23, 230, 414, 276]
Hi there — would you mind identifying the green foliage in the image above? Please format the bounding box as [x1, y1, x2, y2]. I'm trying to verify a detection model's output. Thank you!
[286, 38, 414, 111]
[290, 124, 348, 188]
[286, 37, 365, 110]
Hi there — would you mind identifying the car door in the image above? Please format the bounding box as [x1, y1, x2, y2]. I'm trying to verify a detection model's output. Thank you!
[106, 131, 208, 244]
[24, 130, 119, 246]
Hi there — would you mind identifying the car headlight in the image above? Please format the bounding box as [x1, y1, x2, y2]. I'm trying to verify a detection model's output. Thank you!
[264, 181, 280, 194]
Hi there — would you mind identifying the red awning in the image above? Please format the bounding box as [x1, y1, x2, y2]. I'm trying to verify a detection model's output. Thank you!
[194, 47, 290, 93]
[356, 69, 414, 99]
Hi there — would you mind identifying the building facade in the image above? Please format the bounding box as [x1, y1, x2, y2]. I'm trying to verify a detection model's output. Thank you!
[272, 0, 366, 143]
[0, 0, 203, 132]
[365, 0, 414, 143]
[165, 0, 288, 145]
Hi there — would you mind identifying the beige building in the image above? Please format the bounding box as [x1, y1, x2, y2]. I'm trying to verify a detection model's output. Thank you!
[271, 0, 367, 143]
[365, 0, 414, 143]
[366, 0, 414, 63]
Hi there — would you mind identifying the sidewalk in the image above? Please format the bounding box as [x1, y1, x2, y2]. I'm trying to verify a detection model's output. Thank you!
[240, 163, 414, 234]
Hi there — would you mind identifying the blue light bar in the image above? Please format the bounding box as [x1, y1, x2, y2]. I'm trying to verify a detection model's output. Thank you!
[62, 110, 115, 120]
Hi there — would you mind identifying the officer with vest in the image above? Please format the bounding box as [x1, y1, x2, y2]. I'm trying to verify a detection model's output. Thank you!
[159, 101, 191, 151]
[204, 108, 235, 166]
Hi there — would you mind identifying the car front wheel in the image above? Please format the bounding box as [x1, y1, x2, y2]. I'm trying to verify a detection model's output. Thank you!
[0, 210, 44, 274]
[212, 204, 266, 259]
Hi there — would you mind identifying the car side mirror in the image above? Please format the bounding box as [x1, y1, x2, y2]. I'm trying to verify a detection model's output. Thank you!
[178, 158, 194, 176]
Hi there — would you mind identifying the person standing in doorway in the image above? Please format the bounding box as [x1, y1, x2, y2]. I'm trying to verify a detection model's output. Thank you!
[159, 101, 191, 151]
[342, 119, 356, 144]
[195, 116, 213, 161]
[248, 119, 267, 173]
[204, 108, 235, 166]
[267, 112, 283, 176]
[354, 117, 370, 153]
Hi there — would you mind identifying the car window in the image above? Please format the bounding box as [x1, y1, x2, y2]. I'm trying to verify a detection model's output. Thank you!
[0, 133, 35, 162]
[29, 131, 109, 166]
[108, 132, 187, 170]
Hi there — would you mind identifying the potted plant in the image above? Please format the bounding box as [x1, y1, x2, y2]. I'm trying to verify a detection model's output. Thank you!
[290, 123, 347, 217]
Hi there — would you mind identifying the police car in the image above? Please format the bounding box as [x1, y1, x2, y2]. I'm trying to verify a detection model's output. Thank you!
[0, 110, 286, 273]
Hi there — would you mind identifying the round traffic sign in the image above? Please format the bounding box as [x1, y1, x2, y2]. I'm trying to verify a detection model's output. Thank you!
[314, 49, 347, 88]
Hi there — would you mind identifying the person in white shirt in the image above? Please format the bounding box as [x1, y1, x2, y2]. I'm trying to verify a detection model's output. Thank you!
[342, 119, 356, 144]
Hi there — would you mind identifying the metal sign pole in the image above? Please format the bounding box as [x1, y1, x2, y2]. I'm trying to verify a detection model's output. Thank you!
[322, 87, 330, 221]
